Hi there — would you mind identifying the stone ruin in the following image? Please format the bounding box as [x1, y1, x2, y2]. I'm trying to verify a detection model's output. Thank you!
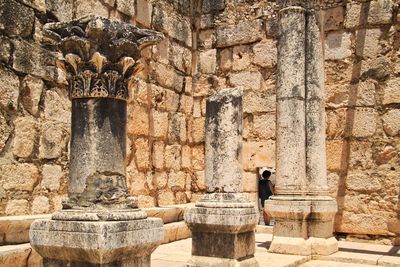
[0, 0, 398, 265]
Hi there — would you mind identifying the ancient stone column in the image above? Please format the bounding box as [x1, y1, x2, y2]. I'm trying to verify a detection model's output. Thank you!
[265, 1, 338, 256]
[30, 16, 164, 266]
[184, 88, 259, 267]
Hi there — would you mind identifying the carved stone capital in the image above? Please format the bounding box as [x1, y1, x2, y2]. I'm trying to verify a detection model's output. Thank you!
[44, 16, 164, 100]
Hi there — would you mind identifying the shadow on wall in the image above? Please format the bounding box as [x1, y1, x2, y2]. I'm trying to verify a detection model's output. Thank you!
[335, 1, 370, 232]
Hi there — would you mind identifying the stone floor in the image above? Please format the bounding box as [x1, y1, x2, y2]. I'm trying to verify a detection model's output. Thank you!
[151, 233, 400, 267]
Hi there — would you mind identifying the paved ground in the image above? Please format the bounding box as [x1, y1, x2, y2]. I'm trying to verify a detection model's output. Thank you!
[151, 233, 400, 267]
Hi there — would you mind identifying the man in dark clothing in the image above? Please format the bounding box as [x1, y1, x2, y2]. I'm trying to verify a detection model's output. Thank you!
[258, 170, 275, 225]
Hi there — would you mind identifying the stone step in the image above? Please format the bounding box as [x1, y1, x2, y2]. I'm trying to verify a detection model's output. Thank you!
[256, 225, 273, 234]
[163, 221, 191, 244]
[0, 220, 192, 267]
[0, 204, 194, 245]
[0, 243, 42, 267]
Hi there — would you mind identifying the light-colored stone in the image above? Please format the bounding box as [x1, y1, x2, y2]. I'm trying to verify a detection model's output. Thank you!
[323, 6, 344, 31]
[0, 66, 19, 111]
[154, 172, 168, 190]
[198, 30, 215, 49]
[165, 144, 181, 171]
[326, 140, 345, 171]
[136, 0, 152, 27]
[0, 243, 31, 266]
[5, 200, 29, 216]
[41, 164, 62, 191]
[127, 162, 148, 196]
[116, 0, 135, 16]
[162, 221, 191, 244]
[243, 141, 275, 171]
[232, 45, 251, 71]
[152, 110, 169, 139]
[180, 94, 193, 115]
[191, 117, 205, 143]
[12, 116, 37, 158]
[229, 71, 262, 90]
[39, 122, 68, 159]
[243, 172, 257, 193]
[345, 0, 394, 28]
[45, 0, 73, 21]
[31, 196, 50, 214]
[181, 145, 191, 170]
[326, 109, 346, 139]
[168, 171, 186, 191]
[1, 164, 39, 192]
[326, 81, 376, 108]
[346, 171, 381, 193]
[21, 75, 43, 116]
[135, 138, 150, 171]
[0, 114, 11, 153]
[138, 195, 155, 208]
[220, 48, 232, 71]
[216, 19, 264, 47]
[383, 77, 400, 105]
[355, 29, 381, 59]
[170, 42, 192, 74]
[128, 105, 149, 136]
[158, 189, 175, 206]
[253, 39, 277, 68]
[43, 88, 71, 124]
[192, 145, 204, 171]
[351, 108, 377, 138]
[152, 85, 180, 111]
[153, 6, 192, 47]
[75, 0, 108, 18]
[252, 113, 276, 140]
[325, 32, 352, 60]
[152, 141, 165, 170]
[382, 109, 400, 136]
[243, 91, 275, 113]
[198, 49, 217, 74]
[339, 211, 389, 235]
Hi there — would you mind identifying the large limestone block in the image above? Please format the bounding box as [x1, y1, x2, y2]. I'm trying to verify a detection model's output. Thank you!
[1, 164, 39, 192]
[324, 32, 352, 60]
[21, 75, 44, 117]
[382, 109, 400, 136]
[0, 112, 11, 153]
[0, 0, 34, 38]
[345, 0, 394, 28]
[45, 0, 73, 21]
[383, 77, 400, 105]
[30, 218, 163, 265]
[12, 117, 37, 158]
[216, 20, 264, 48]
[0, 66, 20, 111]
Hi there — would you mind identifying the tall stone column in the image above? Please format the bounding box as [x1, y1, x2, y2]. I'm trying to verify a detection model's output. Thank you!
[184, 88, 259, 267]
[29, 17, 164, 266]
[265, 1, 338, 256]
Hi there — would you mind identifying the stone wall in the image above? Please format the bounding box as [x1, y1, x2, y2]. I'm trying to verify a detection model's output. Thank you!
[0, 0, 399, 238]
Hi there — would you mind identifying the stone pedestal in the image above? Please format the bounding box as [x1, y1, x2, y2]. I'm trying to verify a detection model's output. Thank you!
[184, 88, 258, 266]
[265, 1, 338, 256]
[185, 194, 258, 267]
[29, 16, 164, 266]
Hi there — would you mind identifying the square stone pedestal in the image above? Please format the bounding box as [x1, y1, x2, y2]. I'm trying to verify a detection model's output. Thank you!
[30, 214, 163, 267]
[184, 198, 259, 267]
[265, 196, 338, 256]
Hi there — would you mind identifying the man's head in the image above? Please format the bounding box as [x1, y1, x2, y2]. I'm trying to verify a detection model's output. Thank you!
[262, 170, 271, 179]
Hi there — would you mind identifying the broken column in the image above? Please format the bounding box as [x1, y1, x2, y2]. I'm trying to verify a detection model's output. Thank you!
[184, 88, 259, 267]
[29, 17, 164, 266]
[265, 1, 338, 256]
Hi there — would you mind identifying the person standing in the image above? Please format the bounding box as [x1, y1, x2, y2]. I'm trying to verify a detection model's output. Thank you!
[258, 170, 275, 225]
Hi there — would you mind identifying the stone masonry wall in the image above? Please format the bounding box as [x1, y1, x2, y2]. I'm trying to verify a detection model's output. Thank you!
[0, 0, 399, 238]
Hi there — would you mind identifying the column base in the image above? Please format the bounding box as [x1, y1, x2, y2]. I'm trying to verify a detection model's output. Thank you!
[185, 255, 259, 267]
[29, 216, 163, 266]
[184, 194, 259, 266]
[265, 195, 338, 256]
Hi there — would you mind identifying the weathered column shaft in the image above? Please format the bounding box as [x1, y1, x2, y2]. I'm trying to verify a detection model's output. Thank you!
[185, 88, 259, 267]
[30, 17, 165, 267]
[305, 10, 329, 194]
[205, 89, 242, 193]
[275, 7, 307, 195]
[69, 99, 127, 207]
